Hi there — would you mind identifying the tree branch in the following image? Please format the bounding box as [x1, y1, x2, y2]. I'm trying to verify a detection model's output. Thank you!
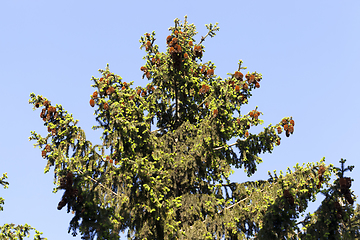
[213, 141, 240, 151]
[77, 168, 120, 197]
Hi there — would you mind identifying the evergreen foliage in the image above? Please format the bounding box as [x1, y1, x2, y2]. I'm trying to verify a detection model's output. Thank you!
[27, 17, 358, 239]
[0, 173, 45, 239]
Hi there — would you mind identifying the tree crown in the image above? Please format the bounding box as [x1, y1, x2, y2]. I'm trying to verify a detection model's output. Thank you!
[27, 16, 358, 239]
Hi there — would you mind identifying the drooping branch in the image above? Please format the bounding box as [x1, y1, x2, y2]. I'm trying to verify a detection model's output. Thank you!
[58, 150, 120, 198]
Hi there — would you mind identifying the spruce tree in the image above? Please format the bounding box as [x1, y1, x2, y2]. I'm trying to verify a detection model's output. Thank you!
[28, 16, 357, 239]
[0, 173, 45, 239]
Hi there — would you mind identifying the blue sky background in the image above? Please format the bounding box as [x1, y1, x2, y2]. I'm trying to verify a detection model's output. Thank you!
[1, 1, 359, 239]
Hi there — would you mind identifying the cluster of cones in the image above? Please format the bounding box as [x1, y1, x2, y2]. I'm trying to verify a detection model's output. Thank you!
[90, 74, 127, 108]
[200, 65, 214, 78]
[333, 177, 353, 220]
[199, 84, 210, 95]
[57, 172, 82, 210]
[245, 73, 261, 88]
[136, 84, 155, 97]
[38, 100, 58, 123]
[193, 45, 202, 58]
[140, 66, 151, 79]
[166, 30, 201, 70]
[339, 177, 353, 204]
[167, 33, 184, 70]
[42, 144, 51, 159]
[249, 110, 261, 120]
[317, 165, 326, 189]
[283, 189, 295, 206]
[36, 99, 60, 159]
[226, 71, 261, 104]
[277, 118, 295, 137]
[106, 155, 118, 165]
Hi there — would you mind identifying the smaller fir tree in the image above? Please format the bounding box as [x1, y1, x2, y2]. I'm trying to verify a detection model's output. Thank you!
[0, 172, 46, 239]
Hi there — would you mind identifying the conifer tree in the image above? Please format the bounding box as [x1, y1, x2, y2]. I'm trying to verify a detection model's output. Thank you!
[28, 16, 357, 239]
[0, 173, 45, 239]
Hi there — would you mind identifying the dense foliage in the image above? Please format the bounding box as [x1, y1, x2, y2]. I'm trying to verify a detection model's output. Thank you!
[27, 17, 358, 239]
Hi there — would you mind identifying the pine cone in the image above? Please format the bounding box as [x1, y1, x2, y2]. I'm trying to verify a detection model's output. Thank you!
[57, 198, 67, 210]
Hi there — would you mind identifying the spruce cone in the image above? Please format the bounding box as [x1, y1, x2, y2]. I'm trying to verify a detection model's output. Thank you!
[57, 198, 67, 210]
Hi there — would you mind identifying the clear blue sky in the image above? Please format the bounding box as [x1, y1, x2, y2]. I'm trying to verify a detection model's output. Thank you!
[1, 1, 359, 239]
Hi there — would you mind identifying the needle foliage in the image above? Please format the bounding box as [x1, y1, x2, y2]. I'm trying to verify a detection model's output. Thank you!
[27, 17, 358, 239]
